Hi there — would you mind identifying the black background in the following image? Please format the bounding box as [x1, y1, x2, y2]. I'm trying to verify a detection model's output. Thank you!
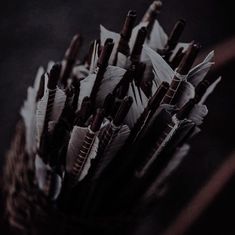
[0, 0, 235, 234]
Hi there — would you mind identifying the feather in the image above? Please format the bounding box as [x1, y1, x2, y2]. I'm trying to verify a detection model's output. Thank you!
[78, 73, 96, 109]
[125, 83, 148, 128]
[172, 81, 195, 108]
[66, 126, 99, 181]
[51, 87, 67, 123]
[146, 20, 168, 50]
[143, 45, 174, 85]
[96, 65, 126, 106]
[188, 51, 215, 87]
[35, 155, 51, 192]
[137, 116, 180, 177]
[20, 87, 37, 155]
[47, 61, 55, 73]
[100, 25, 120, 64]
[79, 136, 99, 181]
[33, 66, 45, 93]
[132, 20, 167, 54]
[89, 40, 99, 74]
[66, 126, 88, 173]
[131, 20, 168, 63]
[188, 104, 208, 125]
[36, 87, 50, 144]
[169, 42, 190, 62]
[199, 77, 221, 105]
[35, 155, 62, 200]
[94, 124, 130, 179]
[129, 22, 148, 52]
[116, 52, 130, 69]
[48, 121, 56, 134]
[73, 65, 90, 80]
[21, 67, 46, 154]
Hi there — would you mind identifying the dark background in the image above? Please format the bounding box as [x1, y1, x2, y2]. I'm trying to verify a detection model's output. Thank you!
[0, 0, 235, 234]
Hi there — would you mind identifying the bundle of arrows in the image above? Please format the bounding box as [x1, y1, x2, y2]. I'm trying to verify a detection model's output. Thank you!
[3, 1, 221, 234]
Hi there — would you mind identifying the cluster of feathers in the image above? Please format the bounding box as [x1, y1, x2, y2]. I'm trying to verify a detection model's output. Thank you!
[3, 1, 221, 234]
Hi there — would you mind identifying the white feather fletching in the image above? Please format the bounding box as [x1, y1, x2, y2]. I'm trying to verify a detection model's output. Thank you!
[116, 52, 130, 69]
[21, 67, 46, 154]
[125, 83, 148, 128]
[188, 104, 208, 125]
[36, 87, 50, 144]
[174, 81, 195, 109]
[20, 87, 37, 155]
[33, 66, 45, 93]
[73, 65, 90, 80]
[35, 155, 62, 200]
[35, 155, 51, 191]
[100, 25, 120, 64]
[94, 124, 130, 179]
[66, 126, 88, 173]
[129, 22, 148, 53]
[169, 42, 190, 62]
[188, 51, 215, 87]
[47, 61, 55, 73]
[79, 136, 99, 181]
[96, 65, 126, 106]
[66, 126, 99, 181]
[199, 77, 221, 105]
[78, 73, 96, 109]
[51, 87, 66, 123]
[146, 20, 168, 50]
[89, 40, 99, 74]
[143, 45, 174, 85]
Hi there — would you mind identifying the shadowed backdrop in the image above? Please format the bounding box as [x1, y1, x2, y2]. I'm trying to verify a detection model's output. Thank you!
[0, 0, 235, 234]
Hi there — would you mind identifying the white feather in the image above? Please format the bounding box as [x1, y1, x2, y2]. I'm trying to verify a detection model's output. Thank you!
[35, 155, 62, 200]
[147, 20, 168, 50]
[169, 42, 190, 62]
[51, 87, 66, 123]
[21, 66, 46, 154]
[116, 52, 130, 69]
[94, 124, 130, 179]
[79, 136, 99, 181]
[125, 83, 148, 128]
[66, 126, 88, 173]
[188, 104, 208, 125]
[35, 155, 51, 192]
[188, 51, 215, 87]
[48, 121, 56, 134]
[100, 25, 120, 64]
[78, 73, 96, 109]
[89, 40, 99, 74]
[96, 65, 126, 107]
[199, 77, 221, 105]
[73, 65, 90, 80]
[143, 45, 174, 85]
[36, 88, 50, 144]
[20, 87, 37, 155]
[137, 116, 180, 177]
[174, 81, 195, 109]
[33, 66, 45, 93]
[129, 22, 148, 52]
[66, 126, 99, 181]
[47, 61, 55, 73]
